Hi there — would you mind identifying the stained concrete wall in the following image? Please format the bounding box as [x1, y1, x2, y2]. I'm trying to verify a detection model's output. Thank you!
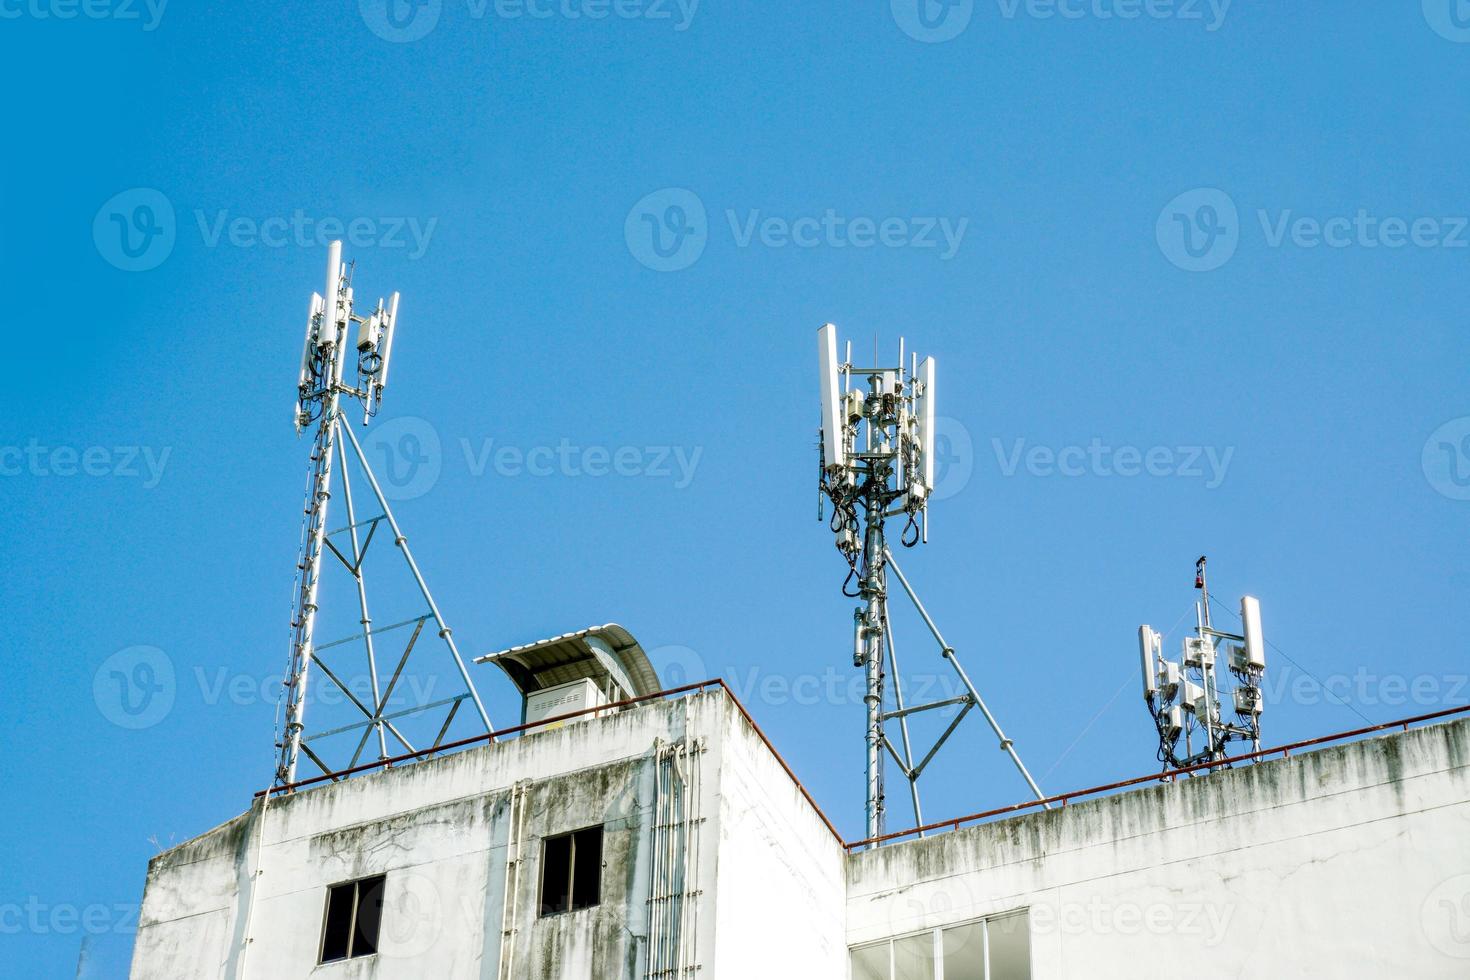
[846, 718, 1470, 978]
[128, 690, 847, 980]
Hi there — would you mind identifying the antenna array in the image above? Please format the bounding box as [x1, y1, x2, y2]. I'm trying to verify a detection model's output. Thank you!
[275, 241, 493, 789]
[815, 323, 1047, 844]
[1137, 556, 1266, 768]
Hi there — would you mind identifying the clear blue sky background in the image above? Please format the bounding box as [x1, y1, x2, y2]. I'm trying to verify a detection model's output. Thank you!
[5, 2, 1470, 975]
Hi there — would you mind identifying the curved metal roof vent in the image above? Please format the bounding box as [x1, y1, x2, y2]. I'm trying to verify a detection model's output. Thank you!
[474, 624, 663, 710]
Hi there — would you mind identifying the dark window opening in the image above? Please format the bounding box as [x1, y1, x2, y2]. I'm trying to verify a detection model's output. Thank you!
[539, 825, 603, 916]
[319, 874, 385, 963]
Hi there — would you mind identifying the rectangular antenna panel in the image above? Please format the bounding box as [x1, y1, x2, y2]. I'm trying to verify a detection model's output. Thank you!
[320, 240, 343, 348]
[1138, 626, 1159, 697]
[818, 323, 845, 472]
[1241, 596, 1265, 669]
[916, 356, 936, 491]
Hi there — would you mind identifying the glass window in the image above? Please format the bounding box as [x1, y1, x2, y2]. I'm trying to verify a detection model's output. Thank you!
[850, 942, 889, 980]
[893, 931, 936, 980]
[319, 874, 386, 963]
[849, 909, 1030, 980]
[941, 921, 986, 980]
[539, 825, 604, 916]
[985, 912, 1031, 980]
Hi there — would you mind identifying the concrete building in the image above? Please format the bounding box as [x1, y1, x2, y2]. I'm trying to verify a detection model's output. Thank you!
[130, 676, 1470, 979]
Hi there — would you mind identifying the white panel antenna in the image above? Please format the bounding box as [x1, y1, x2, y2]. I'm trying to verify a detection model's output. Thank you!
[818, 323, 846, 473]
[1241, 595, 1265, 670]
[916, 355, 936, 495]
[1138, 626, 1160, 698]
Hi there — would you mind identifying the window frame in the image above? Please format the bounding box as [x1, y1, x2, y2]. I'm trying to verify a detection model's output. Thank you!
[537, 824, 604, 918]
[848, 908, 1031, 980]
[317, 873, 387, 965]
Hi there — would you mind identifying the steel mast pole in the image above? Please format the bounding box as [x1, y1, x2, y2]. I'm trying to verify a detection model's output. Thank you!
[277, 242, 346, 787]
[861, 464, 888, 842]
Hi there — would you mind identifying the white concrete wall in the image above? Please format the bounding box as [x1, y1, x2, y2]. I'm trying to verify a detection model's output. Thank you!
[708, 701, 849, 978]
[846, 719, 1470, 979]
[128, 690, 850, 980]
[131, 694, 720, 979]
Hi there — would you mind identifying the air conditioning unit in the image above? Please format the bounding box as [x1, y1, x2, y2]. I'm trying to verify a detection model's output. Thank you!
[525, 679, 609, 727]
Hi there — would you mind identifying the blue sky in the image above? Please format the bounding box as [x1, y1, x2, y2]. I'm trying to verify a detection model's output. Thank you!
[6, 1, 1470, 975]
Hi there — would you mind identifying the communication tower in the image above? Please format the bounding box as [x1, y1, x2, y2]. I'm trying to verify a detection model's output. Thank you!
[275, 241, 494, 789]
[815, 323, 1047, 844]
